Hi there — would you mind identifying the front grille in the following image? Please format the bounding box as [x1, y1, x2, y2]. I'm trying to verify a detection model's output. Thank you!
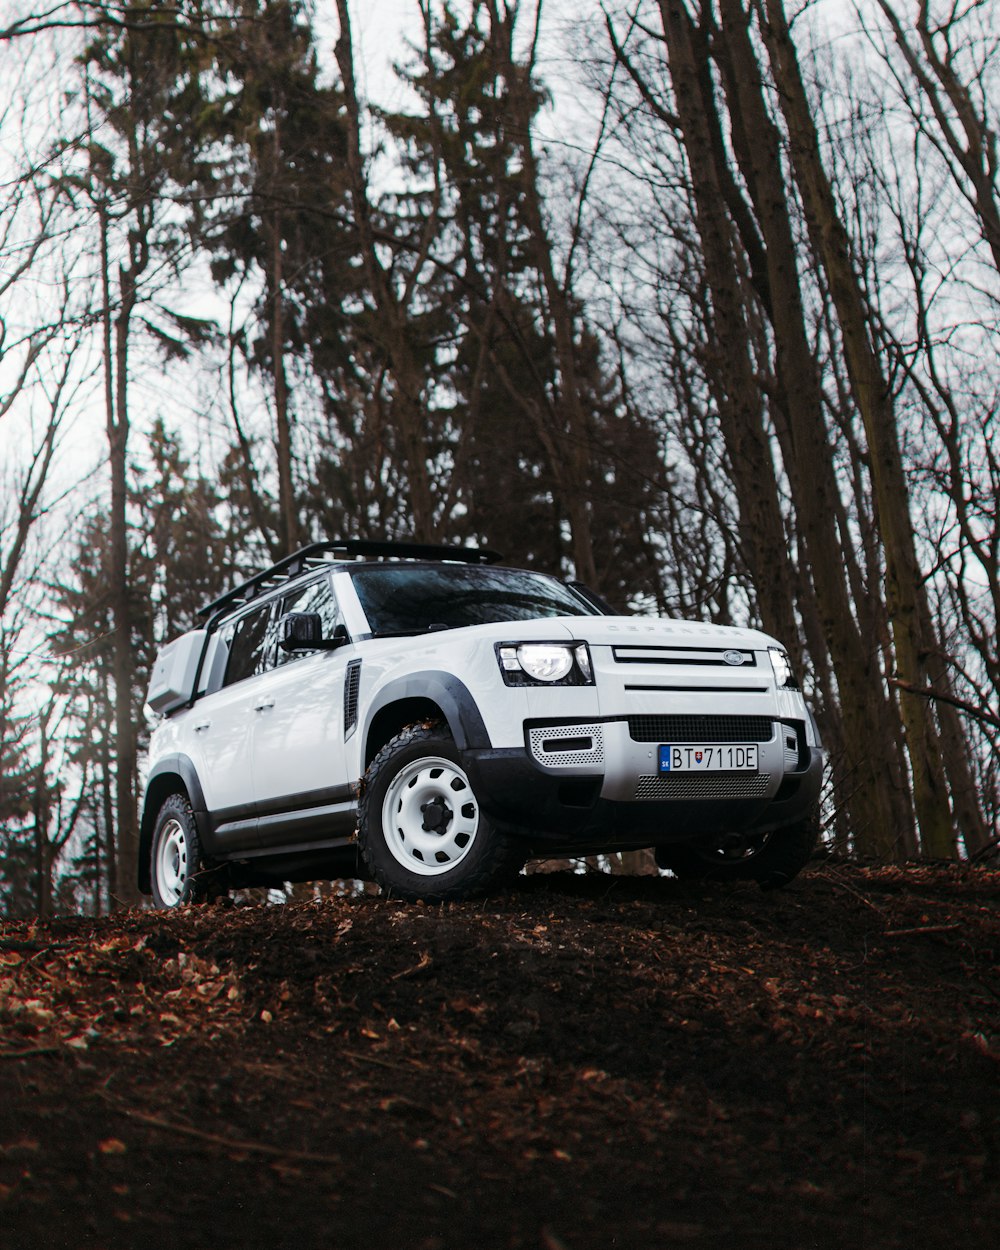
[634, 773, 773, 801]
[627, 715, 774, 744]
[613, 646, 757, 667]
[343, 660, 362, 735]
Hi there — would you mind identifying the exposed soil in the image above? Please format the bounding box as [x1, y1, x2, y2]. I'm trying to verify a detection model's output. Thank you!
[1, 863, 998, 1250]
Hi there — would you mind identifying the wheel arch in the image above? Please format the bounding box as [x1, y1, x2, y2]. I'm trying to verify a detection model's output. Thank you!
[361, 672, 490, 770]
[138, 755, 208, 895]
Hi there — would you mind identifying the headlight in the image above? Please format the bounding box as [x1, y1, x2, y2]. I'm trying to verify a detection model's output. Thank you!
[768, 646, 799, 690]
[497, 642, 594, 686]
[516, 644, 573, 682]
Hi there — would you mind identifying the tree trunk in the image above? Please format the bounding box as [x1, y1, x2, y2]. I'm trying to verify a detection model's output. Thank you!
[110, 262, 141, 905]
[97, 162, 143, 908]
[268, 113, 299, 555]
[654, 0, 798, 647]
[760, 0, 955, 858]
[717, 0, 911, 853]
[489, 0, 599, 586]
[100, 723, 117, 913]
[334, 0, 436, 541]
[225, 313, 280, 560]
[33, 728, 51, 920]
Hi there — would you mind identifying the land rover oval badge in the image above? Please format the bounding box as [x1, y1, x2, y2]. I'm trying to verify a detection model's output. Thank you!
[722, 649, 747, 666]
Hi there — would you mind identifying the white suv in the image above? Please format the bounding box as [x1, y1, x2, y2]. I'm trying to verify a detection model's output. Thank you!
[140, 541, 824, 905]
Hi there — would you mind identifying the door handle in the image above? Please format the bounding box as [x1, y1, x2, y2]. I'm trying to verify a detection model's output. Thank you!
[194, 721, 211, 733]
[253, 699, 275, 712]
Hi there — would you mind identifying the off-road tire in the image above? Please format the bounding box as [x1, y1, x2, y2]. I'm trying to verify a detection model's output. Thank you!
[358, 722, 524, 903]
[150, 793, 219, 908]
[656, 813, 819, 889]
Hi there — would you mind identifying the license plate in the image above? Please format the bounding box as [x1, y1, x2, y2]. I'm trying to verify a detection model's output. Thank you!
[658, 744, 758, 773]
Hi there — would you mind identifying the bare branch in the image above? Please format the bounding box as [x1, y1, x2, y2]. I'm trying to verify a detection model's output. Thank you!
[889, 677, 1000, 730]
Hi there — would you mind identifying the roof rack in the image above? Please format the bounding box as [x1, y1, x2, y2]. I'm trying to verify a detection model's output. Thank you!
[197, 539, 503, 620]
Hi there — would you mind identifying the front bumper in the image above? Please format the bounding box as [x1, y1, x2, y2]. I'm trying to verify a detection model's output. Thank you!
[463, 717, 824, 852]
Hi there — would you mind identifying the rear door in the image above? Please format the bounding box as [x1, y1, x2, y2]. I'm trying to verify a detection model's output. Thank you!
[187, 601, 274, 851]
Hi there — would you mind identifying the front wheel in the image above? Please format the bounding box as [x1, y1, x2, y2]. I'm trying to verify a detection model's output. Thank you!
[655, 814, 819, 889]
[150, 793, 219, 908]
[358, 723, 524, 902]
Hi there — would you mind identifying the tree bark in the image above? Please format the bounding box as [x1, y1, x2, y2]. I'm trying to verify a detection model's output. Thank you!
[654, 0, 798, 647]
[759, 0, 956, 858]
[334, 0, 436, 541]
[487, 0, 599, 586]
[109, 257, 141, 905]
[717, 0, 911, 853]
[268, 135, 299, 554]
[32, 721, 52, 921]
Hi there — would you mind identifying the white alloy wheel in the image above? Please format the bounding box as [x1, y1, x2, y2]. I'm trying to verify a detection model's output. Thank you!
[381, 754, 480, 876]
[154, 816, 190, 906]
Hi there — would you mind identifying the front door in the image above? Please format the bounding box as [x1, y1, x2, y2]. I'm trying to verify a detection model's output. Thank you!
[248, 573, 355, 847]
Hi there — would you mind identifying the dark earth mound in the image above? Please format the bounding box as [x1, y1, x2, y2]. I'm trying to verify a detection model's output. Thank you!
[1, 863, 998, 1249]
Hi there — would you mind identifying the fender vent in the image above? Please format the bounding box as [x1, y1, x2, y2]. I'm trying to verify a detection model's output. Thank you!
[528, 723, 605, 768]
[344, 660, 362, 736]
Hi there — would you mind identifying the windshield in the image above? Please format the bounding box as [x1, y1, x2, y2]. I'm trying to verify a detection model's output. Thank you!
[350, 564, 601, 635]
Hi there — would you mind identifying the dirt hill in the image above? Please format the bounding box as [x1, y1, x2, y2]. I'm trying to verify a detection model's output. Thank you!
[1, 864, 998, 1249]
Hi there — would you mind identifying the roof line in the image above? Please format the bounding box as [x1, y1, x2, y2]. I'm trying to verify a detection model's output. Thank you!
[197, 539, 503, 620]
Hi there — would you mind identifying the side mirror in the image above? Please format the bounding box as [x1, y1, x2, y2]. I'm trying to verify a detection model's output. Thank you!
[278, 613, 348, 653]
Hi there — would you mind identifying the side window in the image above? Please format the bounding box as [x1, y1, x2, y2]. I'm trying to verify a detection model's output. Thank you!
[222, 605, 273, 687]
[275, 575, 342, 666]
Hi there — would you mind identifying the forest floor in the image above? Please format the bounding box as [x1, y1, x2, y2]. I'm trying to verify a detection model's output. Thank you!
[1, 862, 998, 1250]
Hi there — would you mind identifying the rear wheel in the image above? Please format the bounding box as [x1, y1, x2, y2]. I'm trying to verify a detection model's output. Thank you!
[358, 723, 524, 902]
[656, 814, 819, 889]
[150, 793, 219, 907]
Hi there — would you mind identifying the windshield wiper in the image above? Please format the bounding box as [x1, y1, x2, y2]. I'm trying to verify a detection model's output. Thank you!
[369, 623, 452, 638]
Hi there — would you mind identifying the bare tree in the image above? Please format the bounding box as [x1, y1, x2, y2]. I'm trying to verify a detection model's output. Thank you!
[598, 1, 921, 851]
[869, 0, 1000, 276]
[756, 0, 958, 856]
[72, 3, 234, 902]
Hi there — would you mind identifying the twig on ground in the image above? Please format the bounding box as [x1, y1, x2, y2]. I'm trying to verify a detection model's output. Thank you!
[882, 923, 962, 938]
[341, 1048, 420, 1073]
[820, 869, 887, 917]
[0, 1046, 63, 1060]
[114, 1106, 343, 1166]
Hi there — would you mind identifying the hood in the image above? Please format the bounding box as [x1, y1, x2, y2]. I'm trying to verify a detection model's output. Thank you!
[570, 615, 780, 650]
